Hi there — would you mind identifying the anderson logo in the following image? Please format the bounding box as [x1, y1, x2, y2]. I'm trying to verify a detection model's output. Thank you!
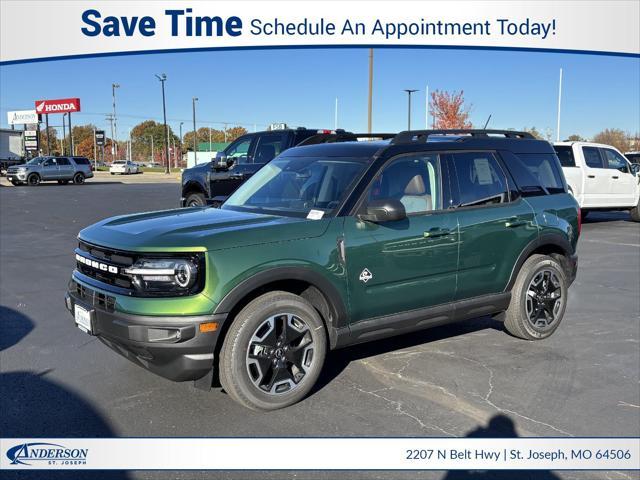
[6, 442, 88, 466]
[35, 98, 81, 114]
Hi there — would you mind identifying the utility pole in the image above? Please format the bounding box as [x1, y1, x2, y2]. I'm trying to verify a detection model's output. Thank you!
[556, 68, 563, 142]
[192, 97, 198, 165]
[112, 83, 120, 159]
[179, 121, 184, 169]
[155, 74, 170, 174]
[404, 89, 418, 130]
[106, 114, 114, 161]
[61, 113, 67, 155]
[149, 135, 154, 164]
[367, 48, 373, 133]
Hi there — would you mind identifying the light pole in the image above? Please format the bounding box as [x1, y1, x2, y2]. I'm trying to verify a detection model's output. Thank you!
[192, 97, 198, 165]
[149, 135, 154, 164]
[403, 89, 418, 130]
[155, 74, 170, 174]
[112, 83, 120, 159]
[179, 121, 184, 168]
[61, 113, 67, 155]
[368, 49, 374, 133]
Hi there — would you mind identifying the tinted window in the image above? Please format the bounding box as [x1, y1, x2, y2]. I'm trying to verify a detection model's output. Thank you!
[57, 158, 71, 166]
[625, 153, 640, 164]
[43, 158, 56, 167]
[254, 134, 286, 164]
[583, 147, 604, 168]
[225, 137, 252, 164]
[602, 149, 629, 172]
[368, 153, 441, 214]
[553, 146, 576, 167]
[452, 152, 508, 207]
[223, 156, 367, 217]
[73, 157, 90, 165]
[516, 154, 566, 194]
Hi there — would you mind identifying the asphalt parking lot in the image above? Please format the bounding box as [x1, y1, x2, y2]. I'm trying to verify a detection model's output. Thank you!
[1, 180, 639, 480]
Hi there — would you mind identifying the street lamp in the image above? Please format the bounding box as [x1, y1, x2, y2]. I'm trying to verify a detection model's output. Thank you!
[112, 83, 120, 159]
[155, 74, 170, 174]
[403, 89, 418, 130]
[192, 97, 198, 165]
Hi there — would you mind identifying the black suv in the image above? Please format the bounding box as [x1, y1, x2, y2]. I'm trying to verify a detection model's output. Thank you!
[180, 128, 391, 207]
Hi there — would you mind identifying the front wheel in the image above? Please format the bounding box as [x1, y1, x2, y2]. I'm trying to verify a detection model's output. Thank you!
[219, 291, 327, 411]
[502, 254, 568, 340]
[73, 173, 85, 184]
[185, 192, 206, 207]
[27, 173, 40, 186]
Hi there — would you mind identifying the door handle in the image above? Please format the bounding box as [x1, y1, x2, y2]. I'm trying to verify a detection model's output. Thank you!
[612, 176, 619, 179]
[505, 218, 527, 228]
[587, 175, 596, 179]
[423, 228, 450, 238]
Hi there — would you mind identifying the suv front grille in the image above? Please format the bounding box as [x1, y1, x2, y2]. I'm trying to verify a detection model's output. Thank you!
[72, 280, 116, 313]
[76, 240, 135, 291]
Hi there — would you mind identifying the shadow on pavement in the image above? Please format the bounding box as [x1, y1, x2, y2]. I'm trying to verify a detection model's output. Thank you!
[442, 414, 560, 480]
[0, 306, 34, 352]
[583, 210, 632, 223]
[313, 315, 503, 395]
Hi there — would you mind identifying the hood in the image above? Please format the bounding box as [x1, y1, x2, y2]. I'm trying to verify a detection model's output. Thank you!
[78, 207, 331, 252]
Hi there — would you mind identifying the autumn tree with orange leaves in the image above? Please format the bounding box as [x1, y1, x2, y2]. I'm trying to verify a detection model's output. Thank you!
[429, 90, 473, 129]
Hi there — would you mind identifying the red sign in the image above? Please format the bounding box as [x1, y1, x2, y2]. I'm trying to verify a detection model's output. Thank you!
[35, 98, 81, 114]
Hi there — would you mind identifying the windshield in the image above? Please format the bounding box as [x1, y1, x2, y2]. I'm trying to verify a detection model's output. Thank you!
[223, 156, 369, 217]
[26, 157, 47, 165]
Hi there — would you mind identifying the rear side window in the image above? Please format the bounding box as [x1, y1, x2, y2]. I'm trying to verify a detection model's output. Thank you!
[451, 152, 509, 207]
[57, 158, 71, 166]
[583, 147, 604, 168]
[73, 157, 90, 165]
[553, 146, 576, 167]
[516, 154, 566, 194]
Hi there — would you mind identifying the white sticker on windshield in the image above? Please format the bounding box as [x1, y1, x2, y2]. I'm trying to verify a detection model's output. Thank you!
[474, 158, 494, 185]
[307, 209, 325, 220]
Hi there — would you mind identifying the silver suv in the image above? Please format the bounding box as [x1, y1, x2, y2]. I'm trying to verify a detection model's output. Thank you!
[6, 156, 94, 186]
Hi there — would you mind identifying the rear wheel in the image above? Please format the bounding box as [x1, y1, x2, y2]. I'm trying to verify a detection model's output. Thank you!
[219, 291, 327, 411]
[185, 192, 206, 207]
[630, 202, 640, 222]
[73, 173, 85, 184]
[503, 254, 568, 340]
[27, 173, 40, 186]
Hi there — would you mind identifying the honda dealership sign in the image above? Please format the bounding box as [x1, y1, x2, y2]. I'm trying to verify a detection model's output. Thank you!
[34, 98, 81, 114]
[7, 109, 39, 125]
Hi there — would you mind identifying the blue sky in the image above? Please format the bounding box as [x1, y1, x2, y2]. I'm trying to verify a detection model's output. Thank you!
[1, 47, 638, 140]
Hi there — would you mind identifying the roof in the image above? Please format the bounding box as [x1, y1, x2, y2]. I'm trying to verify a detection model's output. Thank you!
[281, 141, 390, 158]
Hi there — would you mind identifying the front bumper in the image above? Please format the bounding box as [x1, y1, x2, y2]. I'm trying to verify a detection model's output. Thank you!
[65, 280, 226, 382]
[7, 171, 27, 181]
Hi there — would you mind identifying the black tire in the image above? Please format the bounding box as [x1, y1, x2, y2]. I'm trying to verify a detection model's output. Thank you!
[503, 254, 568, 340]
[110, 172, 115, 175]
[11, 180, 22, 186]
[57, 180, 69, 185]
[630, 203, 640, 222]
[219, 291, 327, 411]
[73, 173, 85, 184]
[185, 192, 206, 207]
[27, 173, 40, 186]
[581, 210, 589, 220]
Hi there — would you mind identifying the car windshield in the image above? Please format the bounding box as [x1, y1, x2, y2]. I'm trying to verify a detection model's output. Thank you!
[26, 157, 47, 165]
[223, 156, 369, 217]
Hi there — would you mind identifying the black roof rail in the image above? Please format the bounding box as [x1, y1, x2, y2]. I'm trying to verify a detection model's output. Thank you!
[391, 129, 535, 145]
[297, 132, 395, 146]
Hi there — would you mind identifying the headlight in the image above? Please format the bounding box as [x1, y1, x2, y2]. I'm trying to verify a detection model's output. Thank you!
[17, 167, 26, 172]
[123, 257, 201, 294]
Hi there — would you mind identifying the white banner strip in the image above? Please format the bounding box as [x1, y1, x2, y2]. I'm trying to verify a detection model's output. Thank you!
[1, 1, 639, 64]
[1, 438, 638, 470]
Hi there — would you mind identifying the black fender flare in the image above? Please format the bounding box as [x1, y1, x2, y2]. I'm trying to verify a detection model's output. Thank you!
[182, 180, 207, 198]
[504, 233, 574, 291]
[213, 266, 349, 331]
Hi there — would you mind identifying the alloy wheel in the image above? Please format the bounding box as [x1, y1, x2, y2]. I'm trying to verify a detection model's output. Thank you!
[246, 313, 315, 395]
[525, 269, 563, 330]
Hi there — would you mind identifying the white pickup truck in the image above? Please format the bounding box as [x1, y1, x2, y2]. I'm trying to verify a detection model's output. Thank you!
[553, 142, 640, 221]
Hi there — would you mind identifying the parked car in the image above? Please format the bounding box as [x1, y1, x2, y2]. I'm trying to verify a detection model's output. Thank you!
[6, 156, 93, 186]
[147, 162, 161, 168]
[110, 160, 139, 175]
[554, 142, 640, 221]
[66, 129, 579, 410]
[179, 127, 386, 207]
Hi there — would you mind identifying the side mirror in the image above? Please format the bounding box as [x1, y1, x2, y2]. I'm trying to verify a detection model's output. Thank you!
[359, 199, 406, 223]
[213, 153, 229, 170]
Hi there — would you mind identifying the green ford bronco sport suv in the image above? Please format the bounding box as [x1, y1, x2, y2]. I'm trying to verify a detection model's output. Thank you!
[65, 129, 579, 410]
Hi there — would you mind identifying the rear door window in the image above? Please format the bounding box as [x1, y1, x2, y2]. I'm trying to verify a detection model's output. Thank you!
[253, 134, 286, 164]
[451, 152, 509, 207]
[553, 146, 576, 167]
[57, 158, 71, 166]
[515, 154, 566, 194]
[583, 147, 605, 168]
